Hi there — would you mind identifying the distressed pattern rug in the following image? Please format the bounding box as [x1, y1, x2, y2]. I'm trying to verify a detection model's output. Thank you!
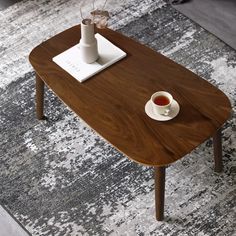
[0, 0, 236, 235]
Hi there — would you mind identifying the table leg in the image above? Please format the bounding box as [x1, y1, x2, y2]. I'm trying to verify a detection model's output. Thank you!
[213, 128, 223, 172]
[155, 166, 166, 221]
[36, 73, 45, 120]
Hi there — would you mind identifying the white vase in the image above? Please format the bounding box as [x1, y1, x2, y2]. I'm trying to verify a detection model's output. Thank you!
[80, 19, 99, 64]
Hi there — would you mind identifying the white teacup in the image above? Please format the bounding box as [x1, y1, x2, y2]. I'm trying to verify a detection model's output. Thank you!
[151, 91, 173, 116]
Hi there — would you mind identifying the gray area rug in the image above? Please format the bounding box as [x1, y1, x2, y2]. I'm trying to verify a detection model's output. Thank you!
[0, 0, 236, 235]
[172, 0, 236, 50]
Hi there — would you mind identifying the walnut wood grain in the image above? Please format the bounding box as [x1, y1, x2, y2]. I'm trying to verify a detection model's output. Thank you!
[29, 25, 231, 167]
[36, 73, 45, 120]
[155, 167, 166, 221]
[213, 128, 223, 172]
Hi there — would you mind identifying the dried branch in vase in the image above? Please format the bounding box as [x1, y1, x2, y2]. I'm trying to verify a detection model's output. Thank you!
[90, 10, 110, 28]
[80, 0, 110, 28]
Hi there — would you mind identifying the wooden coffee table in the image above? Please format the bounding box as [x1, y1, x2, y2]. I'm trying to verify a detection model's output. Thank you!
[29, 25, 231, 221]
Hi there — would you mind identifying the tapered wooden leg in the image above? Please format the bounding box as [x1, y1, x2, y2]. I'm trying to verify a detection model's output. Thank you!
[36, 74, 45, 120]
[213, 128, 223, 172]
[155, 166, 166, 221]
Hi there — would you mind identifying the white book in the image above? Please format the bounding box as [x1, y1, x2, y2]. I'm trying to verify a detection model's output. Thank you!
[52, 33, 127, 82]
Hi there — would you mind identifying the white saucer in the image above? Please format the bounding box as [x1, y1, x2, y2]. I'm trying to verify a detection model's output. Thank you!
[145, 99, 180, 121]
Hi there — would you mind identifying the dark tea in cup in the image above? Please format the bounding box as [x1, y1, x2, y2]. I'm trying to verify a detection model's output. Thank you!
[154, 95, 170, 106]
[151, 91, 173, 116]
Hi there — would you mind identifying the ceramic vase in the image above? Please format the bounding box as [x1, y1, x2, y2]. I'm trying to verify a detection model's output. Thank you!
[80, 19, 99, 64]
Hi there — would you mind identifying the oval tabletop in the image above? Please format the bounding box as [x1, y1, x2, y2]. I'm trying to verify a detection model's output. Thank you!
[29, 25, 231, 167]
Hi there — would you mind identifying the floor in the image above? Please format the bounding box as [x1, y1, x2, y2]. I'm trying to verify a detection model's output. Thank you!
[0, 0, 21, 9]
[0, 205, 30, 236]
[173, 0, 236, 50]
